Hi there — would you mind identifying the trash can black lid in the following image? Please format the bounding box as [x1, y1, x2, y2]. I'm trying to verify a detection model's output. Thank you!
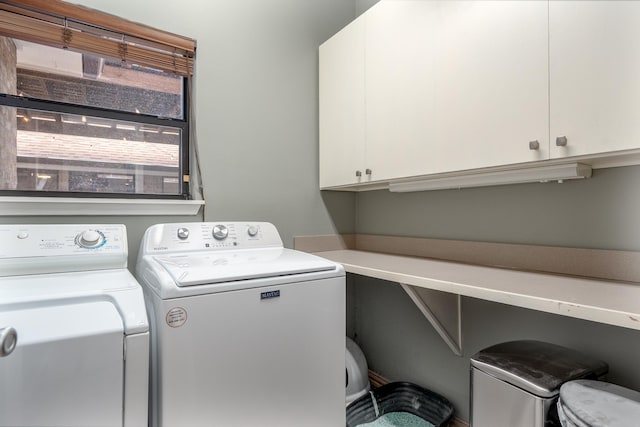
[470, 340, 608, 398]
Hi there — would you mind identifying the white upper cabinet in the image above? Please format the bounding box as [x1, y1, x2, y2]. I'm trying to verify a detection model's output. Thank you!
[550, 1, 640, 159]
[434, 1, 549, 172]
[320, 0, 549, 189]
[365, 1, 548, 182]
[365, 1, 440, 182]
[319, 1, 640, 190]
[319, 17, 366, 188]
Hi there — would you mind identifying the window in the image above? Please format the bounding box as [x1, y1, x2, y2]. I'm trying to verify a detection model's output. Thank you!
[0, 1, 196, 199]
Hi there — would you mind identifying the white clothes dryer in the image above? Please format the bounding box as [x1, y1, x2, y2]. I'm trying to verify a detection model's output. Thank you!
[0, 224, 149, 427]
[136, 222, 346, 427]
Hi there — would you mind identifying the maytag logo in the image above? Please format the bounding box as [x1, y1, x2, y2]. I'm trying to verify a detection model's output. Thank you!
[261, 290, 280, 300]
[154, 246, 168, 251]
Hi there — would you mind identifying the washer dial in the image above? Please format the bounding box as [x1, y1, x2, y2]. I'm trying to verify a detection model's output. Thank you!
[247, 225, 259, 237]
[76, 230, 105, 248]
[177, 227, 190, 240]
[212, 225, 228, 241]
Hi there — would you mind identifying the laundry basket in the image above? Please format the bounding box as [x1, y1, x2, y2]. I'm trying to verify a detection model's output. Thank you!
[346, 382, 454, 427]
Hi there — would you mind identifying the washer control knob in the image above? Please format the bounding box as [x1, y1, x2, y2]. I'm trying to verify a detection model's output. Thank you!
[177, 227, 190, 240]
[247, 226, 259, 237]
[212, 225, 228, 241]
[16, 232, 28, 239]
[77, 230, 104, 248]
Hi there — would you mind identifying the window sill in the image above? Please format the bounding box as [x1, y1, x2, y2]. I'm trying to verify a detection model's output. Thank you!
[0, 196, 204, 216]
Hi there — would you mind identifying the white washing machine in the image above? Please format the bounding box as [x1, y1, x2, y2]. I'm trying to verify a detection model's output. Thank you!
[0, 224, 149, 427]
[136, 222, 346, 427]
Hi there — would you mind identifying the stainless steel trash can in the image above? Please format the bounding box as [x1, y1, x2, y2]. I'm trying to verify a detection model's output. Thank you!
[470, 340, 608, 427]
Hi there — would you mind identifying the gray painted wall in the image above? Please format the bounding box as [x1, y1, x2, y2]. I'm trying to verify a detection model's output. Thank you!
[1, 0, 357, 268]
[356, 166, 640, 251]
[74, 0, 358, 247]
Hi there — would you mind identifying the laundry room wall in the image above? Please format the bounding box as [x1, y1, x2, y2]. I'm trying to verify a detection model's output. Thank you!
[0, 0, 357, 268]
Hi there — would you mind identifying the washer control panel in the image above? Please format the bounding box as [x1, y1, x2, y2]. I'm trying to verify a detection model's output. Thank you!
[0, 224, 128, 276]
[0, 224, 125, 257]
[141, 222, 283, 254]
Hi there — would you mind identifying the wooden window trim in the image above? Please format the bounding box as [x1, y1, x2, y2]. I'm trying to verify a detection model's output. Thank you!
[0, 0, 196, 75]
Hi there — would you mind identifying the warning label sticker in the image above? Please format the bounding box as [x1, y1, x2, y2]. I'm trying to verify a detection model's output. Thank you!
[166, 307, 188, 328]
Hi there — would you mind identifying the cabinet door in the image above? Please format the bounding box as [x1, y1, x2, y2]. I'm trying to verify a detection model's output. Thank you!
[435, 1, 549, 172]
[550, 1, 640, 158]
[365, 1, 440, 182]
[319, 18, 366, 189]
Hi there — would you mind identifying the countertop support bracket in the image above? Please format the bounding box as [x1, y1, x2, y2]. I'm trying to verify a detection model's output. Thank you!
[400, 284, 463, 356]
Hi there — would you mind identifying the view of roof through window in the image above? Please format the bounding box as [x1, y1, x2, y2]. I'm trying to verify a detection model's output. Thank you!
[0, 37, 187, 196]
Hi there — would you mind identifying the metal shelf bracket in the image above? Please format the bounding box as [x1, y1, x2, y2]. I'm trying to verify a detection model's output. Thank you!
[400, 284, 463, 356]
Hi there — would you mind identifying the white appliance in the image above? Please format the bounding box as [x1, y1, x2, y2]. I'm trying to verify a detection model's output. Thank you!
[346, 336, 371, 406]
[0, 224, 149, 427]
[136, 222, 346, 427]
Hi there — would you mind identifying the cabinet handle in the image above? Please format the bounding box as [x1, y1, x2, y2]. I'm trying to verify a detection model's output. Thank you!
[529, 140, 540, 150]
[556, 136, 568, 147]
[355, 170, 362, 177]
[0, 327, 17, 357]
[365, 169, 372, 175]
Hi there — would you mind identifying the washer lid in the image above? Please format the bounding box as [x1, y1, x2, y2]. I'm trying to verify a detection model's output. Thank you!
[0, 269, 149, 335]
[559, 380, 640, 427]
[153, 248, 337, 287]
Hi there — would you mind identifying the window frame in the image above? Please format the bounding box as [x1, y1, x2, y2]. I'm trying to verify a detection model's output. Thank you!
[0, 61, 191, 200]
[0, 0, 199, 210]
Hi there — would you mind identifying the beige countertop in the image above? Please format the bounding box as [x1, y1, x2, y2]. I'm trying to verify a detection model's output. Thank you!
[316, 249, 640, 331]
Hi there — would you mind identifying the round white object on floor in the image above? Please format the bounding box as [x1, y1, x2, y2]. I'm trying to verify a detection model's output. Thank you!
[346, 336, 371, 406]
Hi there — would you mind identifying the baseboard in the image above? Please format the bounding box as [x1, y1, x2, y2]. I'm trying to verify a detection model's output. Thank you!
[368, 369, 389, 389]
[448, 417, 470, 427]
